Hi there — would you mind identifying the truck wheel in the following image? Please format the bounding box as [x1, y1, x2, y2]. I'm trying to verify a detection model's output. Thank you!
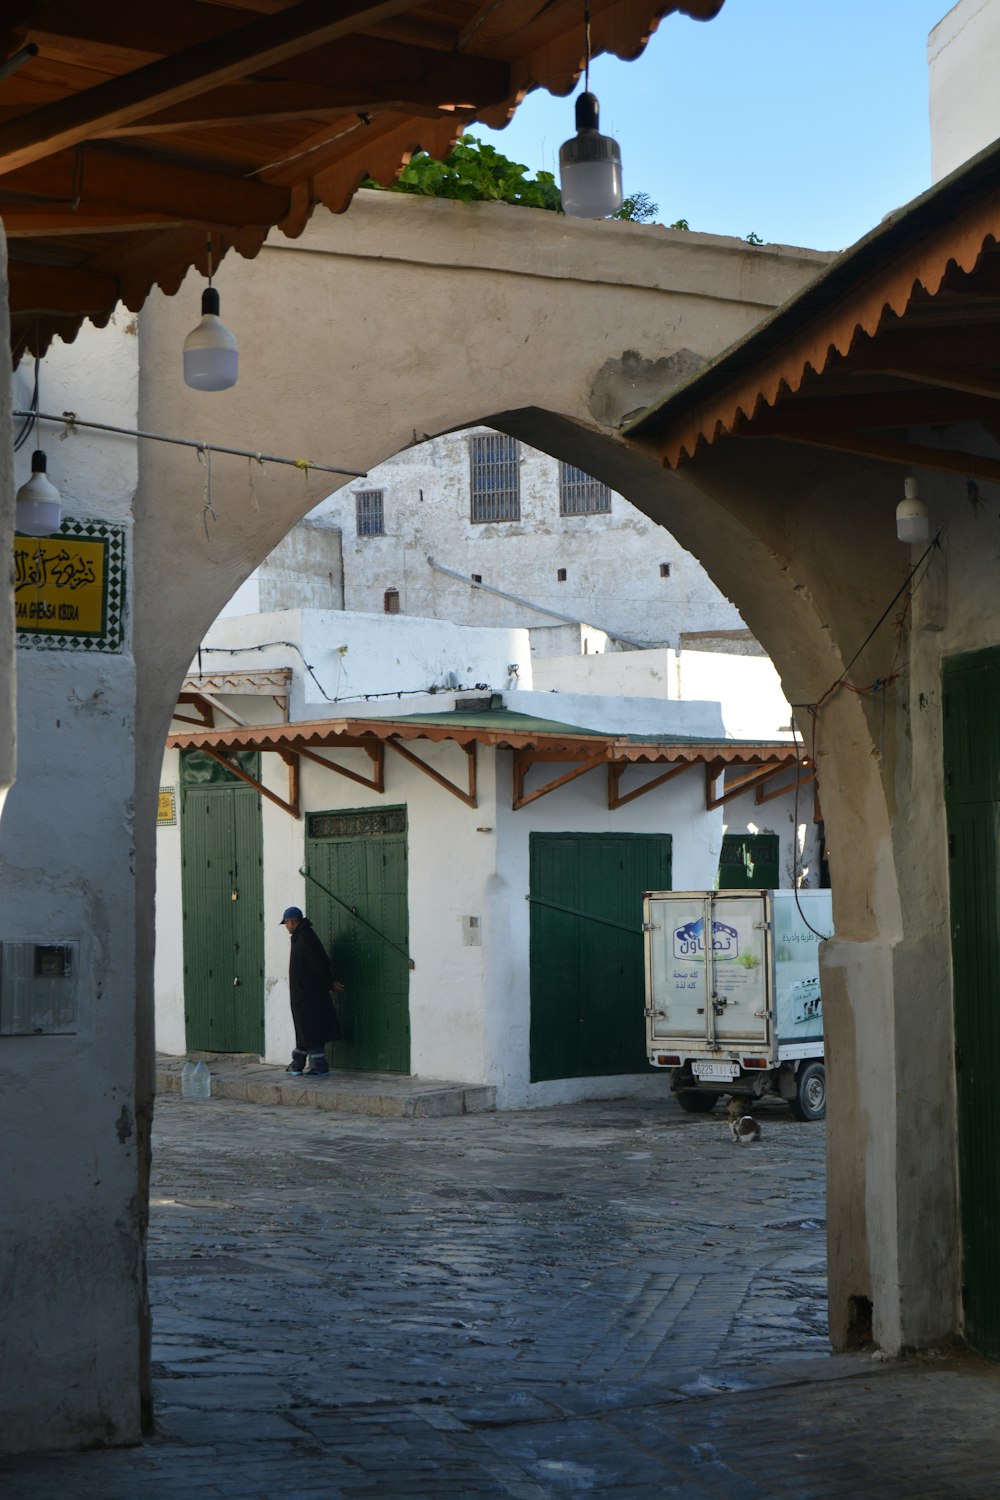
[675, 1090, 717, 1114]
[790, 1061, 826, 1122]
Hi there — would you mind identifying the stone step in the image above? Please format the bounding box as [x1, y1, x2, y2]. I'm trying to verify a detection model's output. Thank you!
[156, 1054, 495, 1118]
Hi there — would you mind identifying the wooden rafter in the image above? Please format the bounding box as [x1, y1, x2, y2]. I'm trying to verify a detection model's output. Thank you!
[200, 747, 300, 819]
[755, 767, 816, 807]
[1, 144, 292, 227]
[385, 735, 477, 808]
[513, 750, 607, 811]
[706, 760, 803, 812]
[608, 758, 696, 810]
[739, 423, 1000, 482]
[0, 0, 419, 174]
[293, 741, 385, 795]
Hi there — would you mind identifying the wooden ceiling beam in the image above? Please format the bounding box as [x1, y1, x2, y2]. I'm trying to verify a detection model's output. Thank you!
[739, 423, 1000, 482]
[746, 387, 1000, 432]
[7, 259, 119, 314]
[860, 366, 1000, 405]
[1, 144, 291, 226]
[0, 0, 418, 174]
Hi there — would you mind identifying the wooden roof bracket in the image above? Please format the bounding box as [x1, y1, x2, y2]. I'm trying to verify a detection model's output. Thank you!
[294, 741, 385, 795]
[755, 767, 816, 807]
[385, 736, 477, 808]
[706, 760, 787, 812]
[513, 749, 606, 811]
[200, 746, 300, 819]
[608, 758, 695, 810]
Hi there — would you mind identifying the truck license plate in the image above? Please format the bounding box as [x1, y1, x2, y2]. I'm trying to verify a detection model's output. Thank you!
[692, 1061, 739, 1080]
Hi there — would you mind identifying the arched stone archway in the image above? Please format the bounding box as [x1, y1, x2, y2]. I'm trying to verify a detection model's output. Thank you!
[133, 195, 919, 1353]
[5, 189, 925, 1455]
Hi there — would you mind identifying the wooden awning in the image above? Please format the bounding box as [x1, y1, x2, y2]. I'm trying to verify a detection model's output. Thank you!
[624, 135, 1000, 483]
[2, 0, 724, 360]
[166, 707, 811, 816]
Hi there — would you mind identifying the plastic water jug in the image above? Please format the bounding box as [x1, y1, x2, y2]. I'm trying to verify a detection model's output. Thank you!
[190, 1060, 212, 1100]
[180, 1060, 196, 1098]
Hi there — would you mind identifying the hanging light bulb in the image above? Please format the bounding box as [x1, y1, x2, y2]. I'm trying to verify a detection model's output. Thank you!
[896, 475, 929, 544]
[559, 0, 623, 218]
[183, 239, 238, 391]
[15, 450, 61, 537]
[560, 92, 623, 218]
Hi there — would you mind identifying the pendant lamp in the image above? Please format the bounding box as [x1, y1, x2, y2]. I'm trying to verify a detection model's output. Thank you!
[559, 2, 623, 218]
[16, 449, 61, 537]
[183, 239, 238, 391]
[896, 476, 929, 544]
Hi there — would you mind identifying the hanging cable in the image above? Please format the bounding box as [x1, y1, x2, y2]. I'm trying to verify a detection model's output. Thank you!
[11, 409, 366, 479]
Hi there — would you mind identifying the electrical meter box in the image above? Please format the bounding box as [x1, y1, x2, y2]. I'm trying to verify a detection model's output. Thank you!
[0, 941, 80, 1035]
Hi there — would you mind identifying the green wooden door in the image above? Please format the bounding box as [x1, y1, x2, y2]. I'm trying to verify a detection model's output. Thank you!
[305, 806, 410, 1073]
[944, 646, 1000, 1359]
[718, 832, 780, 889]
[529, 832, 671, 1082]
[180, 750, 264, 1053]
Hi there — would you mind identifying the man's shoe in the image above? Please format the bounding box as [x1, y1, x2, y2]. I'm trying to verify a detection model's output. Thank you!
[305, 1065, 330, 1076]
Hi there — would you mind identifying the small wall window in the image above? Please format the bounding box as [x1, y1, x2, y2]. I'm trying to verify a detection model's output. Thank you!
[356, 489, 384, 537]
[470, 434, 520, 522]
[660, 562, 671, 578]
[559, 462, 611, 516]
[383, 588, 400, 614]
[556, 568, 567, 582]
[471, 573, 483, 583]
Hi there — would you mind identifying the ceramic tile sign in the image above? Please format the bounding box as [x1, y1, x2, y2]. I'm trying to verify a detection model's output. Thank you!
[14, 518, 126, 652]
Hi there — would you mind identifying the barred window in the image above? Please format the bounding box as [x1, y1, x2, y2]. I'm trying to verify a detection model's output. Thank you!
[559, 462, 611, 516]
[383, 588, 400, 614]
[355, 488, 384, 536]
[470, 434, 519, 522]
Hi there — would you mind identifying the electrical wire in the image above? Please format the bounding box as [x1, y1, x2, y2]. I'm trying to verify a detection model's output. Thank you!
[195, 640, 492, 705]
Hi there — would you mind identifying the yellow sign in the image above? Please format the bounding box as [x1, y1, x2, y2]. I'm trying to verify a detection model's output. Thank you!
[157, 787, 177, 826]
[14, 535, 107, 636]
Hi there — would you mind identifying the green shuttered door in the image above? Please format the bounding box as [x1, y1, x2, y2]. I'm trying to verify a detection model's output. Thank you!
[944, 646, 1000, 1359]
[305, 807, 410, 1074]
[529, 832, 671, 1082]
[180, 752, 264, 1054]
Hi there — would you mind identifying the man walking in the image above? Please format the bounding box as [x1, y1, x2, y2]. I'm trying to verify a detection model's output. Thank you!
[280, 906, 345, 1076]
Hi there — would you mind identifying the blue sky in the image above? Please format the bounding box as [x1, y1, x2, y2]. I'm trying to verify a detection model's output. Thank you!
[479, 0, 954, 251]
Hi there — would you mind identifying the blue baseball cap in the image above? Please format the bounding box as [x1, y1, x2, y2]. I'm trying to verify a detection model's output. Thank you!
[280, 906, 304, 924]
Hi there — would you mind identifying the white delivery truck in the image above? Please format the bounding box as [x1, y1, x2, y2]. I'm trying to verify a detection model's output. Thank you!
[643, 888, 832, 1121]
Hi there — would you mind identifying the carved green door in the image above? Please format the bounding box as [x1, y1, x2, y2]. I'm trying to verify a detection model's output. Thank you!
[180, 749, 264, 1053]
[305, 806, 410, 1074]
[529, 832, 671, 1082]
[944, 646, 1000, 1359]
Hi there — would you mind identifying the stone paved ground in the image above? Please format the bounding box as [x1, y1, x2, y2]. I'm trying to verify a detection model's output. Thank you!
[4, 1089, 1000, 1498]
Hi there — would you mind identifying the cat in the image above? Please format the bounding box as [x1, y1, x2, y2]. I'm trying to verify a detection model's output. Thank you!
[727, 1095, 762, 1144]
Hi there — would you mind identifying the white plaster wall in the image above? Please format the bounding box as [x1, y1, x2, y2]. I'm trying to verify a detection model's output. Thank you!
[1, 312, 143, 1452]
[154, 747, 185, 1057]
[504, 687, 725, 740]
[929, 0, 1000, 181]
[304, 429, 742, 649]
[675, 651, 794, 740]
[196, 608, 531, 714]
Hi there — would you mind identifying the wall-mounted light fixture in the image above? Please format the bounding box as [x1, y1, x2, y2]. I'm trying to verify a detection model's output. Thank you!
[559, 1, 623, 218]
[896, 476, 928, 544]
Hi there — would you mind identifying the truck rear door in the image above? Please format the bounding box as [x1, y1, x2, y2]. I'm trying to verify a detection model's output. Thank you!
[644, 891, 772, 1049]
